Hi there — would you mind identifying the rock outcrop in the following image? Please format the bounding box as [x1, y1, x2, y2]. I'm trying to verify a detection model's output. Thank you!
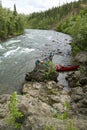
[25, 60, 58, 82]
[0, 81, 87, 130]
[66, 71, 87, 116]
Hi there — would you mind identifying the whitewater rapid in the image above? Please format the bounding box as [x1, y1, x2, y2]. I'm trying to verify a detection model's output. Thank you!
[0, 29, 72, 94]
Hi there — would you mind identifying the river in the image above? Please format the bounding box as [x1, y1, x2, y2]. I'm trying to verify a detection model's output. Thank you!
[0, 29, 72, 94]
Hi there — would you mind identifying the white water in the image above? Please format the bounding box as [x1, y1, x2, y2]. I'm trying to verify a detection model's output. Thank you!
[0, 29, 72, 94]
[0, 44, 5, 50]
[3, 47, 35, 58]
[3, 47, 21, 57]
[5, 39, 21, 46]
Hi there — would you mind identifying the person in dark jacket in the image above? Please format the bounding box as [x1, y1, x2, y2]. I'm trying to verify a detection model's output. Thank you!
[48, 52, 54, 61]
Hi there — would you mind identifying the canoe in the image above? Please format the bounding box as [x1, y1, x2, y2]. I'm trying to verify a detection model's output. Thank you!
[56, 64, 79, 72]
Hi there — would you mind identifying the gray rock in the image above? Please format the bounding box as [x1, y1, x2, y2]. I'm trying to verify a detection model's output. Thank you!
[81, 98, 87, 105]
[21, 116, 87, 130]
[83, 85, 87, 93]
[0, 94, 10, 104]
[78, 108, 87, 116]
[71, 94, 82, 102]
[53, 103, 64, 112]
[75, 51, 87, 64]
[80, 77, 87, 85]
[0, 74, 87, 130]
[72, 87, 83, 95]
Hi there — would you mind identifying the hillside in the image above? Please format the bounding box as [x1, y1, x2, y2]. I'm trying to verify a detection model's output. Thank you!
[56, 3, 87, 53]
[26, 0, 86, 29]
[26, 0, 87, 53]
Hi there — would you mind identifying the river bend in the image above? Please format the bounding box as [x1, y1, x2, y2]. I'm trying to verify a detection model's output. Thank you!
[0, 29, 72, 94]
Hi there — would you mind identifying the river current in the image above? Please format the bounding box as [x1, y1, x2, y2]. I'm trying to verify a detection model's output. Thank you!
[0, 29, 72, 94]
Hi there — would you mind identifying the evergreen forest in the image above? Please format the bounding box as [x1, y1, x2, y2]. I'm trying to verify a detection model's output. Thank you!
[0, 4, 27, 40]
[26, 0, 87, 53]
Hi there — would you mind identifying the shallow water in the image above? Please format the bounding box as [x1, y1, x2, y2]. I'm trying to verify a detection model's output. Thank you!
[0, 29, 72, 94]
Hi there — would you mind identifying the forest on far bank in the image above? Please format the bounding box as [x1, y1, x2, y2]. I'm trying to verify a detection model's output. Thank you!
[26, 0, 87, 54]
[0, 0, 87, 54]
[0, 4, 28, 40]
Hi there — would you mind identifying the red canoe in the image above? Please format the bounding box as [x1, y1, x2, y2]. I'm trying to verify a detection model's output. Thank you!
[56, 64, 79, 72]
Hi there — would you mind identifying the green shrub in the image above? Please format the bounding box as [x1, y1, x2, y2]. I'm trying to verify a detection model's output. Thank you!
[44, 125, 56, 130]
[7, 91, 23, 129]
[72, 42, 81, 55]
[75, 20, 87, 50]
[44, 61, 56, 79]
[53, 102, 71, 120]
[66, 120, 77, 130]
[59, 111, 68, 120]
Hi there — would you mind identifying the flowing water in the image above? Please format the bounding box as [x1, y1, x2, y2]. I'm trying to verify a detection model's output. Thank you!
[0, 29, 72, 94]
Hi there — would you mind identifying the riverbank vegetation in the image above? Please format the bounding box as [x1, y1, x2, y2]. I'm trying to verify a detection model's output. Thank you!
[56, 2, 87, 54]
[7, 92, 24, 129]
[0, 4, 26, 40]
[26, 0, 87, 54]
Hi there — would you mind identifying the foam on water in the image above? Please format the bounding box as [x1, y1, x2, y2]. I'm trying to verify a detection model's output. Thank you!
[3, 47, 35, 58]
[47, 36, 52, 40]
[20, 48, 35, 53]
[0, 44, 5, 50]
[5, 40, 21, 46]
[26, 34, 33, 39]
[3, 47, 21, 57]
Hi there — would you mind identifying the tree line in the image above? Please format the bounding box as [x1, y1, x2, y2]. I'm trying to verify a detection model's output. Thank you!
[56, 1, 87, 53]
[0, 4, 27, 40]
[26, 0, 87, 53]
[26, 0, 82, 29]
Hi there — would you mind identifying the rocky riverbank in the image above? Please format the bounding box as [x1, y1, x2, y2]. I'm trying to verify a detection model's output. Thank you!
[0, 80, 87, 130]
[66, 51, 87, 117]
[0, 52, 87, 130]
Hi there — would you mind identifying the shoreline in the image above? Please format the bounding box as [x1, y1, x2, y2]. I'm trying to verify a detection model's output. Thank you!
[0, 31, 87, 129]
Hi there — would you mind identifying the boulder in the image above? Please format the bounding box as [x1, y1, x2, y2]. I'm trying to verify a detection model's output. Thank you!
[78, 108, 87, 116]
[21, 116, 87, 130]
[75, 51, 87, 64]
[72, 87, 83, 95]
[83, 85, 87, 93]
[80, 77, 87, 85]
[71, 94, 82, 102]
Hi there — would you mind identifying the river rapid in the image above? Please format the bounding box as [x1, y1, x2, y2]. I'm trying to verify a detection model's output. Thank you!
[0, 29, 72, 94]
